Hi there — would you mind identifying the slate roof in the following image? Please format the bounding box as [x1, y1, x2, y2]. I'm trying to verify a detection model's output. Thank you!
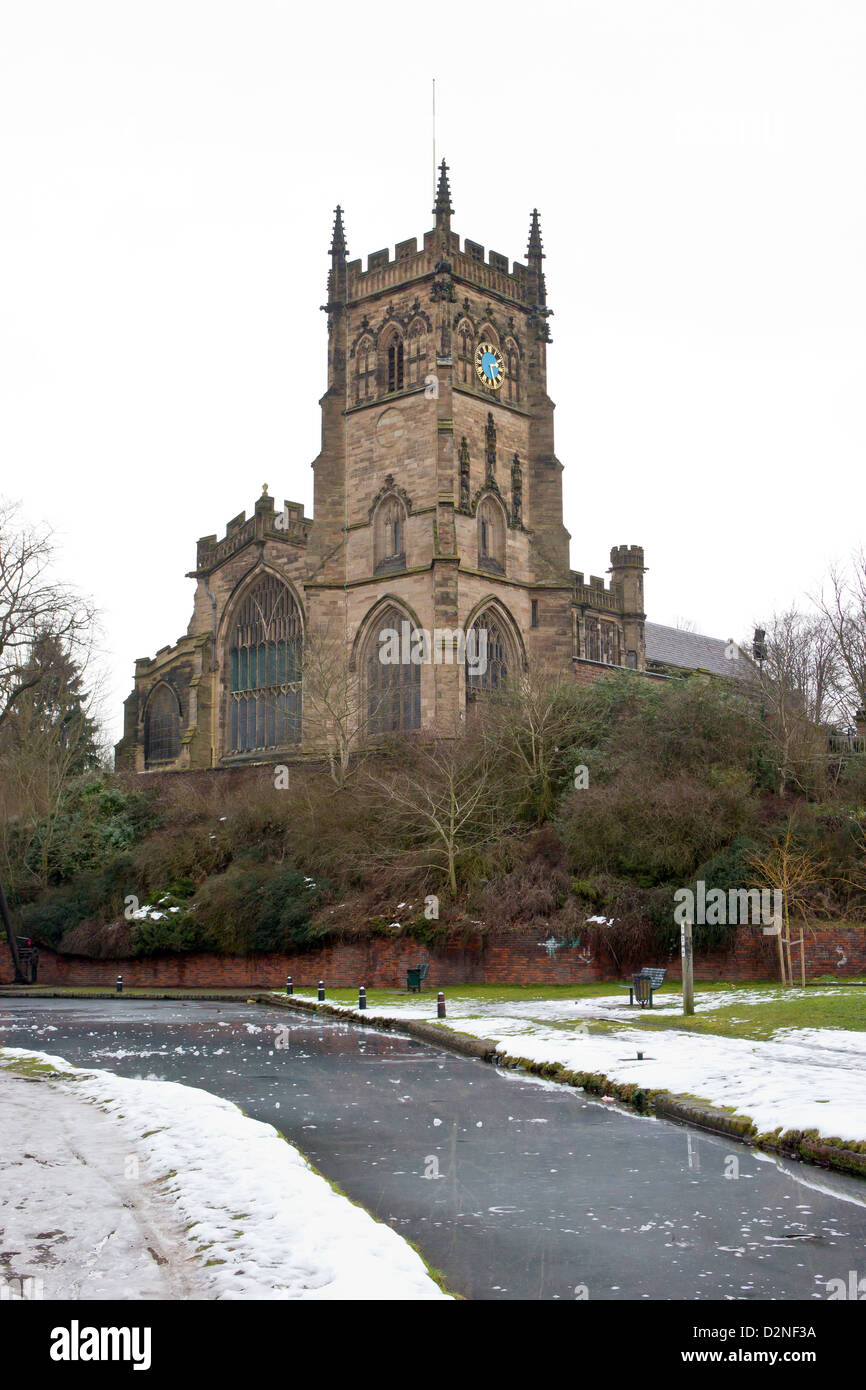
[644, 622, 752, 680]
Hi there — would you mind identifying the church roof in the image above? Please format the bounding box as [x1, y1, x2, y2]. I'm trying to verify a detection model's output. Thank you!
[644, 622, 751, 680]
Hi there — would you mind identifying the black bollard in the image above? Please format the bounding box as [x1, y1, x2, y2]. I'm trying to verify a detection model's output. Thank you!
[116, 975, 123, 995]
[317, 980, 325, 1002]
[358, 985, 367, 1010]
[437, 991, 446, 1019]
[286, 975, 293, 996]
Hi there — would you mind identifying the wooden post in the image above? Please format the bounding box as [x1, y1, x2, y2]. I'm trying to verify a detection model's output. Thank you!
[801, 933, 806, 988]
[784, 928, 794, 986]
[682, 918, 694, 1016]
[775, 912, 787, 985]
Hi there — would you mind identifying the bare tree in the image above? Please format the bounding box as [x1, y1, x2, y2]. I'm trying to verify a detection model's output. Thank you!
[301, 620, 388, 787]
[818, 552, 866, 719]
[0, 501, 95, 731]
[0, 501, 97, 975]
[747, 609, 843, 796]
[364, 736, 510, 896]
[746, 822, 825, 986]
[478, 667, 582, 824]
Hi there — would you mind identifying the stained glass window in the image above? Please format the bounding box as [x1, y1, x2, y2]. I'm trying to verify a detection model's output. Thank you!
[367, 605, 421, 733]
[466, 612, 509, 694]
[144, 684, 181, 767]
[228, 575, 302, 752]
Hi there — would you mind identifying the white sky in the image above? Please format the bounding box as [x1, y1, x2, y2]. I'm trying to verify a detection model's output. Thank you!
[2, 1, 864, 743]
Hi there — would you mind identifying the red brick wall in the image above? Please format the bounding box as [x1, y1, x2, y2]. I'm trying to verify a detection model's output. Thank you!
[2, 924, 864, 989]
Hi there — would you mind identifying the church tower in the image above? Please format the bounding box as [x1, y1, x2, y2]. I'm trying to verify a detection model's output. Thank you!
[306, 162, 577, 739]
[115, 166, 646, 772]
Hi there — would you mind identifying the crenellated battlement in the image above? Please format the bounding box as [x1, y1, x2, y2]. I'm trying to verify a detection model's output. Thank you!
[571, 569, 621, 612]
[609, 544, 646, 569]
[345, 232, 528, 304]
[193, 489, 311, 574]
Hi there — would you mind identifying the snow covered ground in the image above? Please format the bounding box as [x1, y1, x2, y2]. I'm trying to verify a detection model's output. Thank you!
[286, 989, 866, 1147]
[0, 1066, 205, 1300]
[0, 1048, 448, 1301]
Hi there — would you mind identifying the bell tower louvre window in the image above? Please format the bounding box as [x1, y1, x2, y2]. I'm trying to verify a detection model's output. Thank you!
[387, 339, 404, 393]
[356, 338, 375, 404]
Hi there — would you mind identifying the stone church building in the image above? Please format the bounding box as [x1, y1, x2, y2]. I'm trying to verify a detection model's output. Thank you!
[115, 165, 727, 774]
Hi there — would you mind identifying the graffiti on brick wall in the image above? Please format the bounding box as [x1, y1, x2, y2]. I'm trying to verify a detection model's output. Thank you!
[538, 933, 594, 965]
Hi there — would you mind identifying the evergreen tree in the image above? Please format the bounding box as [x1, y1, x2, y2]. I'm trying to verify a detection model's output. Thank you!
[0, 631, 101, 774]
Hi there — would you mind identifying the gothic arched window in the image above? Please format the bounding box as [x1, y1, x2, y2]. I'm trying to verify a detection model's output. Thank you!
[466, 610, 510, 696]
[382, 330, 404, 394]
[355, 336, 376, 404]
[144, 684, 181, 768]
[228, 574, 302, 753]
[366, 604, 421, 734]
[405, 319, 427, 386]
[477, 494, 506, 573]
[374, 495, 407, 573]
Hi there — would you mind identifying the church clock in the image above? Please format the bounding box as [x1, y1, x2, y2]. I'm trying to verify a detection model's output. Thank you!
[474, 341, 505, 391]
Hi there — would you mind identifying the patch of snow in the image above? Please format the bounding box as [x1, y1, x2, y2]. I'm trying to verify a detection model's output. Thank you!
[0, 1048, 448, 1301]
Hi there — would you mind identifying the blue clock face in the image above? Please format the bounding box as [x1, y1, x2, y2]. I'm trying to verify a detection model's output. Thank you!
[474, 341, 505, 390]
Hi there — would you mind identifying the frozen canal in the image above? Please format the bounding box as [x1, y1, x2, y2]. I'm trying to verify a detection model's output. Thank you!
[2, 998, 865, 1301]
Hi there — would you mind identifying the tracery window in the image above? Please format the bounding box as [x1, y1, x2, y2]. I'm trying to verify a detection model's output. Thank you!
[367, 604, 421, 733]
[228, 574, 302, 753]
[144, 684, 181, 768]
[382, 331, 404, 393]
[356, 337, 376, 404]
[466, 611, 510, 696]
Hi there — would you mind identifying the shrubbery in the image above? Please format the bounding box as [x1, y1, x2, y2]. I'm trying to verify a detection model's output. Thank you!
[6, 670, 866, 961]
[177, 864, 329, 955]
[11, 777, 158, 888]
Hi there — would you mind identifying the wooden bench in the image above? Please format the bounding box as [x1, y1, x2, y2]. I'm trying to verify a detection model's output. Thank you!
[406, 963, 430, 993]
[623, 966, 666, 1008]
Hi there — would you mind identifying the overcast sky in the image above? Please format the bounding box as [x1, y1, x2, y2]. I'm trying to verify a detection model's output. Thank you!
[2, 1, 864, 743]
